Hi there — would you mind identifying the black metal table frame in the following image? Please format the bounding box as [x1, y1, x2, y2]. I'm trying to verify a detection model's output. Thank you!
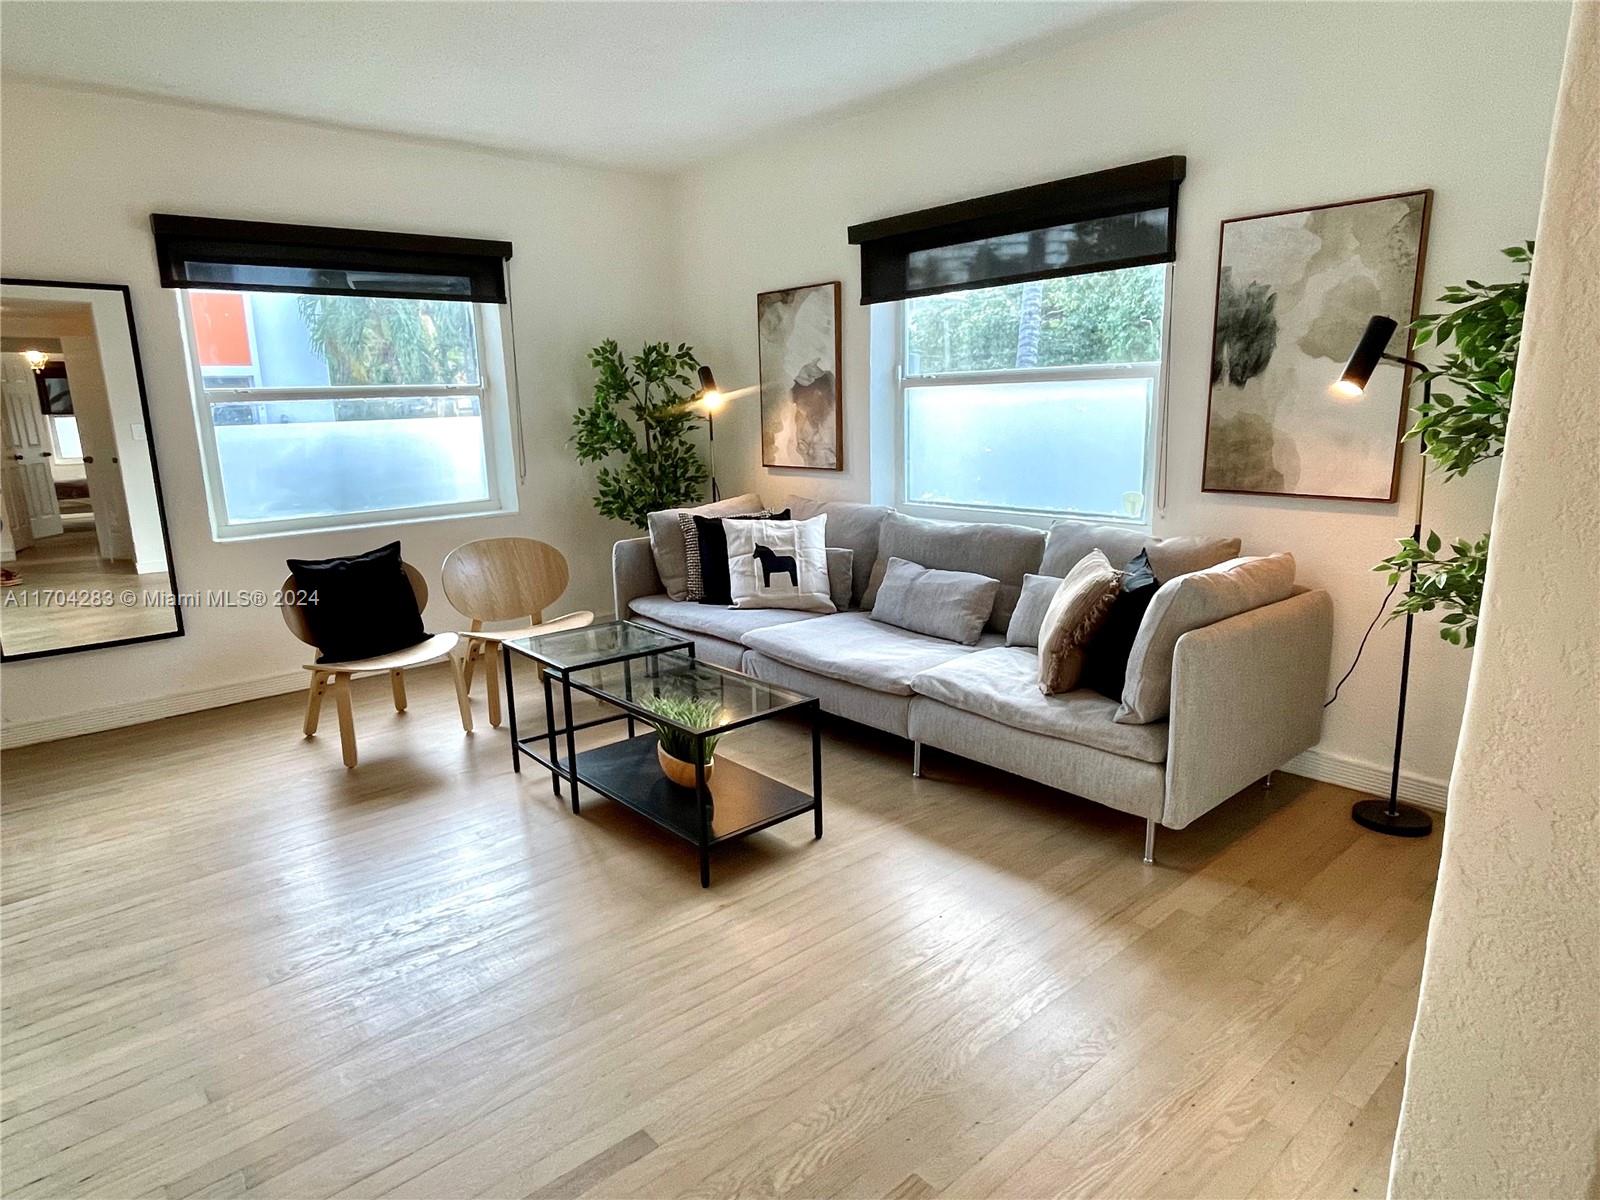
[503, 638, 823, 886]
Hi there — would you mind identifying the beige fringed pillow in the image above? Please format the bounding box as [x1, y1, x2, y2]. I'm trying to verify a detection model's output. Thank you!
[1037, 550, 1125, 695]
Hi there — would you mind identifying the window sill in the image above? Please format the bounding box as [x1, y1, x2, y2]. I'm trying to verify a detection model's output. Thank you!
[897, 500, 1151, 533]
[209, 501, 519, 544]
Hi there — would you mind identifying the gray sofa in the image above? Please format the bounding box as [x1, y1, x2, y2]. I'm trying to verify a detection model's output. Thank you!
[613, 499, 1333, 861]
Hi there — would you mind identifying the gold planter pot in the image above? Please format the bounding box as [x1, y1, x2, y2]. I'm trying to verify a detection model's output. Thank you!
[657, 745, 713, 789]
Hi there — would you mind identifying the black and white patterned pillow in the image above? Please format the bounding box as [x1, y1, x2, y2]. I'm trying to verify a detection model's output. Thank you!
[681, 509, 778, 602]
[678, 512, 706, 601]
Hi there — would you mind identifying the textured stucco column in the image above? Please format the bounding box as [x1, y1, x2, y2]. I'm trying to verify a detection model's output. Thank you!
[1388, 3, 1600, 1196]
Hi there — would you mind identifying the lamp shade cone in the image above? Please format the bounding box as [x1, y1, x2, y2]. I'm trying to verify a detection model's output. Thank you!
[1337, 315, 1399, 395]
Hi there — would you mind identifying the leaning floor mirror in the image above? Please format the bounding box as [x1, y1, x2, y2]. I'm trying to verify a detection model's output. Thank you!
[1, 279, 183, 660]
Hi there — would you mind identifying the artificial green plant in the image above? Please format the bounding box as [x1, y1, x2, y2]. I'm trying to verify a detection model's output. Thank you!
[1376, 242, 1532, 647]
[571, 340, 708, 529]
[638, 694, 723, 765]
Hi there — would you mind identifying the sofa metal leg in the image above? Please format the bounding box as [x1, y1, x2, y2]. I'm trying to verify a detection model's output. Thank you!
[912, 740, 923, 778]
[1264, 771, 1274, 791]
[1143, 818, 1156, 864]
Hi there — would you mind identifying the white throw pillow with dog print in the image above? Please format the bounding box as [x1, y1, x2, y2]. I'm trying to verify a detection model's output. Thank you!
[724, 515, 835, 613]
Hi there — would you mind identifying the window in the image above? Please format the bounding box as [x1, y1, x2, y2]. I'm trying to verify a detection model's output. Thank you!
[180, 290, 516, 537]
[897, 264, 1168, 523]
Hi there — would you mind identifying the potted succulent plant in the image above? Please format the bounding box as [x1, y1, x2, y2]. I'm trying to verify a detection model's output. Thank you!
[638, 694, 723, 789]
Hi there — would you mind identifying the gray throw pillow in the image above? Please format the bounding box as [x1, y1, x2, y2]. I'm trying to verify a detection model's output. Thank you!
[786, 496, 891, 607]
[646, 492, 764, 600]
[861, 512, 1044, 634]
[1117, 553, 1297, 724]
[1005, 573, 1064, 648]
[825, 547, 854, 613]
[869, 557, 999, 646]
[1039, 521, 1242, 582]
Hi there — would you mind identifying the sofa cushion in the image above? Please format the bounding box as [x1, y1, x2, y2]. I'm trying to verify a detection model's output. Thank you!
[1119, 553, 1298, 725]
[786, 496, 891, 607]
[911, 647, 1168, 763]
[1080, 549, 1161, 701]
[741, 611, 995, 696]
[870, 557, 998, 646]
[628, 595, 818, 643]
[690, 509, 788, 604]
[862, 512, 1045, 635]
[825, 548, 853, 613]
[1005, 573, 1060, 648]
[1039, 522, 1241, 582]
[647, 493, 764, 600]
[726, 515, 834, 613]
[1037, 549, 1124, 695]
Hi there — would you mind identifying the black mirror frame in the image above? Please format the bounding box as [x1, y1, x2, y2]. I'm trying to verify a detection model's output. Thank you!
[0, 277, 185, 662]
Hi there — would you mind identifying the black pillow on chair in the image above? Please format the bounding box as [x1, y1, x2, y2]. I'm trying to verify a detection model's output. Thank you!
[693, 509, 791, 605]
[286, 541, 427, 664]
[1080, 549, 1161, 701]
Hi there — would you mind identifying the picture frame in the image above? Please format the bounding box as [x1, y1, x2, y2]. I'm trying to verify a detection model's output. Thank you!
[757, 280, 842, 471]
[1201, 190, 1432, 502]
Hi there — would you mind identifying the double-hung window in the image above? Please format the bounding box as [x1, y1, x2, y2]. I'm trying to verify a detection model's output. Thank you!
[898, 266, 1168, 522]
[154, 214, 518, 539]
[850, 156, 1185, 526]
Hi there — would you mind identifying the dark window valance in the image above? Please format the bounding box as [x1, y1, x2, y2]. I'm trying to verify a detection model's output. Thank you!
[846, 156, 1185, 305]
[150, 214, 513, 303]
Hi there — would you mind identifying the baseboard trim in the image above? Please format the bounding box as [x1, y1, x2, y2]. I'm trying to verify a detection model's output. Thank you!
[2, 657, 1450, 816]
[1, 669, 307, 749]
[1, 614, 625, 751]
[1284, 747, 1449, 811]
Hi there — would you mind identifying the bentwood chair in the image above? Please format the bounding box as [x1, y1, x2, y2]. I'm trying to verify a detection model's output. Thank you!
[442, 537, 595, 727]
[280, 562, 474, 768]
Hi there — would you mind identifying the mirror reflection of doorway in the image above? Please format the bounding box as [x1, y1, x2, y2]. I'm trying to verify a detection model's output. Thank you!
[34, 360, 98, 540]
[1, 283, 182, 658]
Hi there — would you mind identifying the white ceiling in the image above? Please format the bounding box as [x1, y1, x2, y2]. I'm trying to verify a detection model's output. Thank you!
[1, 1, 1124, 173]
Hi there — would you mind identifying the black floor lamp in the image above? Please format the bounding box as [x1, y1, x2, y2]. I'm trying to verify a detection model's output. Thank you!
[696, 365, 724, 501]
[1334, 315, 1434, 838]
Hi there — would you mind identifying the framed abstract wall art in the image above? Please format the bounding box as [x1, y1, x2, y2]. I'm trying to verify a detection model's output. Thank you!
[1202, 190, 1432, 501]
[757, 281, 842, 470]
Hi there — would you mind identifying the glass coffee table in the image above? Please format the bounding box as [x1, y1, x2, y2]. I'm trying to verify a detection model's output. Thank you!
[502, 621, 822, 886]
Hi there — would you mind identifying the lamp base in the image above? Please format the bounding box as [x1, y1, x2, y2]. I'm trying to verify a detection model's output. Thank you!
[1351, 798, 1433, 837]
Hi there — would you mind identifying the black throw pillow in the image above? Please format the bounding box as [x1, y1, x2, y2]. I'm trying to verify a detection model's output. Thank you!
[694, 509, 790, 605]
[1081, 549, 1161, 701]
[286, 541, 427, 664]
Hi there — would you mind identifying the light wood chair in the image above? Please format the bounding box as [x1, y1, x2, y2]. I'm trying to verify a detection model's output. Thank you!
[280, 563, 473, 768]
[442, 538, 595, 727]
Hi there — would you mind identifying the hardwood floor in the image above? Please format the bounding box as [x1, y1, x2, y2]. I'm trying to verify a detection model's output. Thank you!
[1, 530, 177, 656]
[0, 665, 1440, 1199]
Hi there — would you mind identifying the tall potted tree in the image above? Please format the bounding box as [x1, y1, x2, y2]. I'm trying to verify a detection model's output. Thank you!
[571, 340, 708, 529]
[1378, 242, 1532, 646]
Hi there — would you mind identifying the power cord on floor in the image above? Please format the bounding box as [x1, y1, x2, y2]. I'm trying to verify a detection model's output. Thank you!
[1325, 578, 1399, 708]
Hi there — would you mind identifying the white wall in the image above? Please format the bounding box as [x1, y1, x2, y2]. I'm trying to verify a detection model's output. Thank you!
[0, 81, 674, 742]
[669, 0, 1570, 800]
[1389, 3, 1599, 1194]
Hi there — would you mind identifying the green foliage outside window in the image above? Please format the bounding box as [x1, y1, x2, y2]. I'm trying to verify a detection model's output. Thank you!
[297, 295, 478, 386]
[905, 266, 1165, 373]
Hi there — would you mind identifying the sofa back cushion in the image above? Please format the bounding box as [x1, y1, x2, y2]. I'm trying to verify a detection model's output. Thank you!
[647, 493, 764, 600]
[826, 548, 854, 614]
[785, 495, 891, 607]
[1039, 521, 1241, 583]
[862, 512, 1045, 634]
[1117, 553, 1297, 724]
[869, 557, 999, 646]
